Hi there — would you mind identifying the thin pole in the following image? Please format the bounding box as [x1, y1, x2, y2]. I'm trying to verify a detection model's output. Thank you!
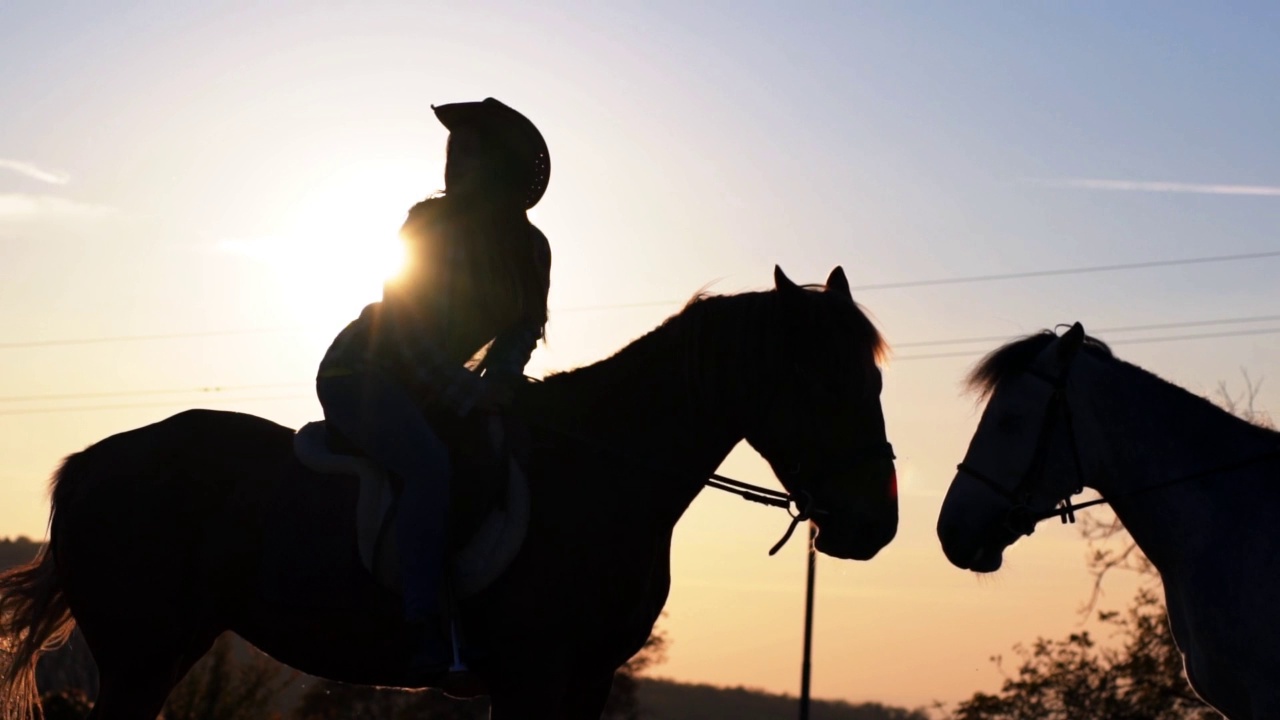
[799, 522, 816, 720]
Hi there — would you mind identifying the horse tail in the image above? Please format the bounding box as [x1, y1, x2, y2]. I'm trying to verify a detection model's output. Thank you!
[0, 455, 83, 720]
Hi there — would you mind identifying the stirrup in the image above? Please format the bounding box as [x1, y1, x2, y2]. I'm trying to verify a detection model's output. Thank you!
[449, 616, 469, 673]
[441, 614, 486, 698]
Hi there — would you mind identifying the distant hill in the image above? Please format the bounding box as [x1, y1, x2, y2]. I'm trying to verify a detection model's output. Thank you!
[636, 678, 931, 720]
[0, 536, 41, 569]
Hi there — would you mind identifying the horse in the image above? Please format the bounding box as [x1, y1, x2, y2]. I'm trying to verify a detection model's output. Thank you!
[935, 322, 1280, 719]
[0, 265, 898, 720]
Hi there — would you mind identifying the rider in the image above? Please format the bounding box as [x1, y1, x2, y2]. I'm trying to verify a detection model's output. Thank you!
[316, 98, 551, 673]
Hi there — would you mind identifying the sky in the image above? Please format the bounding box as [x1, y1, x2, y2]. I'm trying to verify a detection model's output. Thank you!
[2, 0, 1279, 711]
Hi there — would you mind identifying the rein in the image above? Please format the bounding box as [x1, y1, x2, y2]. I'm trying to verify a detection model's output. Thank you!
[958, 344, 1280, 537]
[703, 474, 818, 556]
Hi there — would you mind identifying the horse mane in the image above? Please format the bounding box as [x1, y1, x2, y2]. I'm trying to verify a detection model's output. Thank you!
[966, 329, 1280, 447]
[964, 330, 1114, 401]
[536, 284, 887, 404]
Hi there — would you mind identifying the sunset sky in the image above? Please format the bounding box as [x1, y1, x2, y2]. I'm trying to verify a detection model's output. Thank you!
[3, 1, 1279, 710]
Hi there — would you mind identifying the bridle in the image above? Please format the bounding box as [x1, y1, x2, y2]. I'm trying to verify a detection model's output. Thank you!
[955, 351, 1099, 538]
[955, 332, 1280, 539]
[696, 348, 896, 555]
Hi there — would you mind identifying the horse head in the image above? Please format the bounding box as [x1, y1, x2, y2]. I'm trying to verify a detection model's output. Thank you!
[741, 266, 898, 561]
[937, 323, 1100, 572]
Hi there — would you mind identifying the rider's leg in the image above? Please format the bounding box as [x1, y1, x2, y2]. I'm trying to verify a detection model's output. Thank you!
[317, 371, 452, 665]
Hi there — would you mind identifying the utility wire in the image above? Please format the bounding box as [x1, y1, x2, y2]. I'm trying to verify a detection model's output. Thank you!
[895, 326, 1280, 362]
[894, 313, 1280, 349]
[0, 382, 310, 404]
[0, 326, 311, 350]
[0, 394, 310, 417]
[2, 313, 1277, 407]
[553, 249, 1280, 313]
[4, 324, 1280, 415]
[2, 249, 1277, 348]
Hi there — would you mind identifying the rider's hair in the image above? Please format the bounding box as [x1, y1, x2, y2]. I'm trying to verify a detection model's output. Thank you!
[399, 194, 548, 339]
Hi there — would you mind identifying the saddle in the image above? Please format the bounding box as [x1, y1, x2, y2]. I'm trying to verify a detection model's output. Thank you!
[291, 420, 530, 600]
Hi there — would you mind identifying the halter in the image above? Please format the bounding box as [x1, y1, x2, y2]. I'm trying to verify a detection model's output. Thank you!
[956, 335, 1280, 538]
[956, 355, 1098, 538]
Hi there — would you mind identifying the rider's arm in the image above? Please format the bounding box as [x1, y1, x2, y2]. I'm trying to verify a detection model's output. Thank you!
[483, 320, 541, 387]
[482, 224, 551, 388]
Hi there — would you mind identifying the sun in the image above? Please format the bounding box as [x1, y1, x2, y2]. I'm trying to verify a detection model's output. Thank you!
[239, 168, 427, 329]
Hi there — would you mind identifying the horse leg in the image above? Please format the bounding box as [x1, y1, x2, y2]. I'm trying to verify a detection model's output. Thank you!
[486, 666, 614, 720]
[486, 673, 572, 720]
[486, 684, 562, 720]
[488, 698, 564, 720]
[76, 614, 217, 720]
[86, 637, 214, 720]
[560, 667, 616, 720]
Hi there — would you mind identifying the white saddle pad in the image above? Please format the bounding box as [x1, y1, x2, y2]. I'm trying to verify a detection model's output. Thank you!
[292, 421, 529, 599]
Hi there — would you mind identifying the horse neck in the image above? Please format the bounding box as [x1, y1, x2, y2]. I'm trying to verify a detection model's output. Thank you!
[1074, 353, 1279, 570]
[535, 309, 762, 520]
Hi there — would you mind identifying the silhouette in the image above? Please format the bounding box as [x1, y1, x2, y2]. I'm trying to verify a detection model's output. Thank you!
[0, 265, 898, 720]
[937, 323, 1280, 719]
[316, 97, 553, 678]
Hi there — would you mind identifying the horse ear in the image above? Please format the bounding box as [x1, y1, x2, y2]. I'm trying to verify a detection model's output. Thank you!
[774, 265, 801, 295]
[1058, 322, 1085, 359]
[826, 266, 852, 301]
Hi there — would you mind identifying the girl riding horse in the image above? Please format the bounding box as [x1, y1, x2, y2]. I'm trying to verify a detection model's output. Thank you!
[316, 97, 552, 675]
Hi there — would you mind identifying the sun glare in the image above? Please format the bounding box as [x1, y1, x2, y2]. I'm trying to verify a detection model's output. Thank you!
[226, 166, 428, 330]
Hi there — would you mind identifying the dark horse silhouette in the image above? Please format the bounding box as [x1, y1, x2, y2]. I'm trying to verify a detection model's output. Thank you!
[0, 266, 897, 719]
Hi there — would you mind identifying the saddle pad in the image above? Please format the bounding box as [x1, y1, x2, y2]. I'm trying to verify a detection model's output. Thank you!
[292, 421, 530, 599]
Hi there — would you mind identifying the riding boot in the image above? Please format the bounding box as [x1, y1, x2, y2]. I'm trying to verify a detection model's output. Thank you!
[395, 470, 453, 674]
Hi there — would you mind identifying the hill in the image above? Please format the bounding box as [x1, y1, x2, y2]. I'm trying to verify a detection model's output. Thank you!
[637, 678, 930, 720]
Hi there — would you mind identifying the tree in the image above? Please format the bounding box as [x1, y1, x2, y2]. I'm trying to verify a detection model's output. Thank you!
[950, 588, 1217, 719]
[601, 619, 669, 720]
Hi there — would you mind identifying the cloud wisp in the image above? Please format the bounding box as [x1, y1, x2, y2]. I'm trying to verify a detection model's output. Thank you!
[1024, 177, 1280, 197]
[0, 194, 117, 223]
[0, 158, 70, 185]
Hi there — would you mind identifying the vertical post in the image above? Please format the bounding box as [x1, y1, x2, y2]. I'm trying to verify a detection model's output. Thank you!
[799, 522, 816, 720]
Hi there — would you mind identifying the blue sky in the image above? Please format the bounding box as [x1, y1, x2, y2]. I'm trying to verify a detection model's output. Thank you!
[2, 1, 1278, 709]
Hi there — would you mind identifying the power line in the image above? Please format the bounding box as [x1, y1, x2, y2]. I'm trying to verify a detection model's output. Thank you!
[0, 382, 310, 404]
[5, 324, 1279, 416]
[2, 313, 1277, 408]
[0, 326, 314, 350]
[2, 249, 1277, 348]
[552, 249, 1280, 313]
[895, 326, 1280, 362]
[846, 249, 1280, 292]
[0, 394, 310, 417]
[894, 313, 1280, 349]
